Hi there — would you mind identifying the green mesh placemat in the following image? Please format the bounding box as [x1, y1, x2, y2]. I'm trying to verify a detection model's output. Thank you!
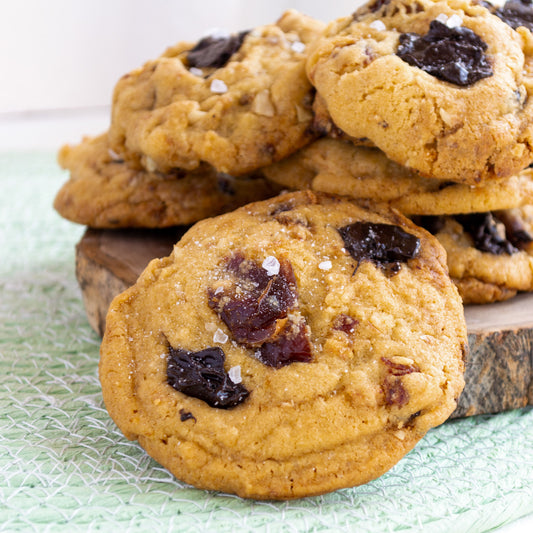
[1, 151, 532, 532]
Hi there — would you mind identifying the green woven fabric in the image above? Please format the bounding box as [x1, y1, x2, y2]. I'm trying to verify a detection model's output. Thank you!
[1, 151, 532, 532]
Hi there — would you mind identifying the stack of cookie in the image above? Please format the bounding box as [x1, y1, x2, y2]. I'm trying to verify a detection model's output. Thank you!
[264, 0, 533, 304]
[53, 0, 533, 500]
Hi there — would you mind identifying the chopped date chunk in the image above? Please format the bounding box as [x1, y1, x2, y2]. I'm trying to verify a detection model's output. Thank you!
[208, 254, 297, 344]
[333, 314, 359, 334]
[167, 346, 249, 408]
[414, 211, 532, 254]
[179, 409, 196, 422]
[360, 0, 392, 15]
[381, 356, 419, 376]
[257, 320, 312, 368]
[396, 20, 493, 86]
[269, 201, 296, 216]
[338, 222, 420, 274]
[406, 410, 422, 426]
[455, 213, 520, 254]
[494, 210, 533, 250]
[494, 0, 533, 31]
[381, 357, 419, 406]
[208, 253, 313, 367]
[383, 375, 410, 407]
[187, 31, 249, 69]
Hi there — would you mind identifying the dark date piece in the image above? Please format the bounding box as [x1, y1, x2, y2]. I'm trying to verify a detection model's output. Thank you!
[381, 357, 419, 407]
[187, 31, 248, 69]
[179, 409, 196, 422]
[257, 320, 312, 368]
[396, 20, 493, 86]
[333, 314, 359, 334]
[209, 254, 297, 345]
[455, 213, 519, 255]
[494, 0, 533, 32]
[338, 222, 420, 274]
[414, 212, 532, 255]
[495, 210, 533, 249]
[208, 253, 312, 367]
[365, 0, 391, 13]
[167, 346, 249, 408]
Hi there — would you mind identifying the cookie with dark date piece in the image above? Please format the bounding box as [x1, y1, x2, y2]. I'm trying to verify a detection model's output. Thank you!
[306, 0, 533, 184]
[54, 133, 281, 228]
[414, 206, 533, 303]
[99, 190, 466, 499]
[107, 10, 324, 176]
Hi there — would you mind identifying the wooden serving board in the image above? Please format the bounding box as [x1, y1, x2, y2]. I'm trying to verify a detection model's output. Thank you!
[76, 228, 533, 418]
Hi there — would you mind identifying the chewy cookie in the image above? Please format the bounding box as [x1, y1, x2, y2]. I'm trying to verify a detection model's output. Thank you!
[414, 206, 533, 302]
[108, 10, 324, 176]
[306, 0, 533, 184]
[263, 138, 533, 215]
[99, 190, 466, 499]
[54, 133, 281, 228]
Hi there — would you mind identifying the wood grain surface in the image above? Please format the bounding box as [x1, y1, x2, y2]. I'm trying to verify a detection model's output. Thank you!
[76, 228, 533, 418]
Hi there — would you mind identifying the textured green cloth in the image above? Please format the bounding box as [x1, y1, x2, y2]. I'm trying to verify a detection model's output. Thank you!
[1, 151, 532, 532]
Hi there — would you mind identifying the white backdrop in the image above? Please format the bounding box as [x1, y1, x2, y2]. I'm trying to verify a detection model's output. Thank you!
[0, 0, 364, 114]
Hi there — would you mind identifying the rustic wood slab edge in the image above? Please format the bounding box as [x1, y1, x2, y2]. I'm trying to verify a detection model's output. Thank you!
[75, 228, 533, 418]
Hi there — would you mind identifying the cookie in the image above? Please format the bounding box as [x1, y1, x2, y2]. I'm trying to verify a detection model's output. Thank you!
[99, 190, 466, 499]
[54, 133, 281, 228]
[306, 0, 533, 184]
[263, 138, 533, 215]
[414, 206, 533, 303]
[108, 10, 324, 176]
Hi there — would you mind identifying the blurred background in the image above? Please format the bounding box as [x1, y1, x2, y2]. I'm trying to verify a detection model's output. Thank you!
[0, 0, 363, 149]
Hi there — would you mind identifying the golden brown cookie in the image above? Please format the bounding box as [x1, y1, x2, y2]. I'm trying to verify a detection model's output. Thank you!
[413, 207, 533, 303]
[100, 190, 466, 500]
[263, 138, 533, 215]
[54, 133, 281, 228]
[306, 0, 533, 184]
[108, 10, 324, 176]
